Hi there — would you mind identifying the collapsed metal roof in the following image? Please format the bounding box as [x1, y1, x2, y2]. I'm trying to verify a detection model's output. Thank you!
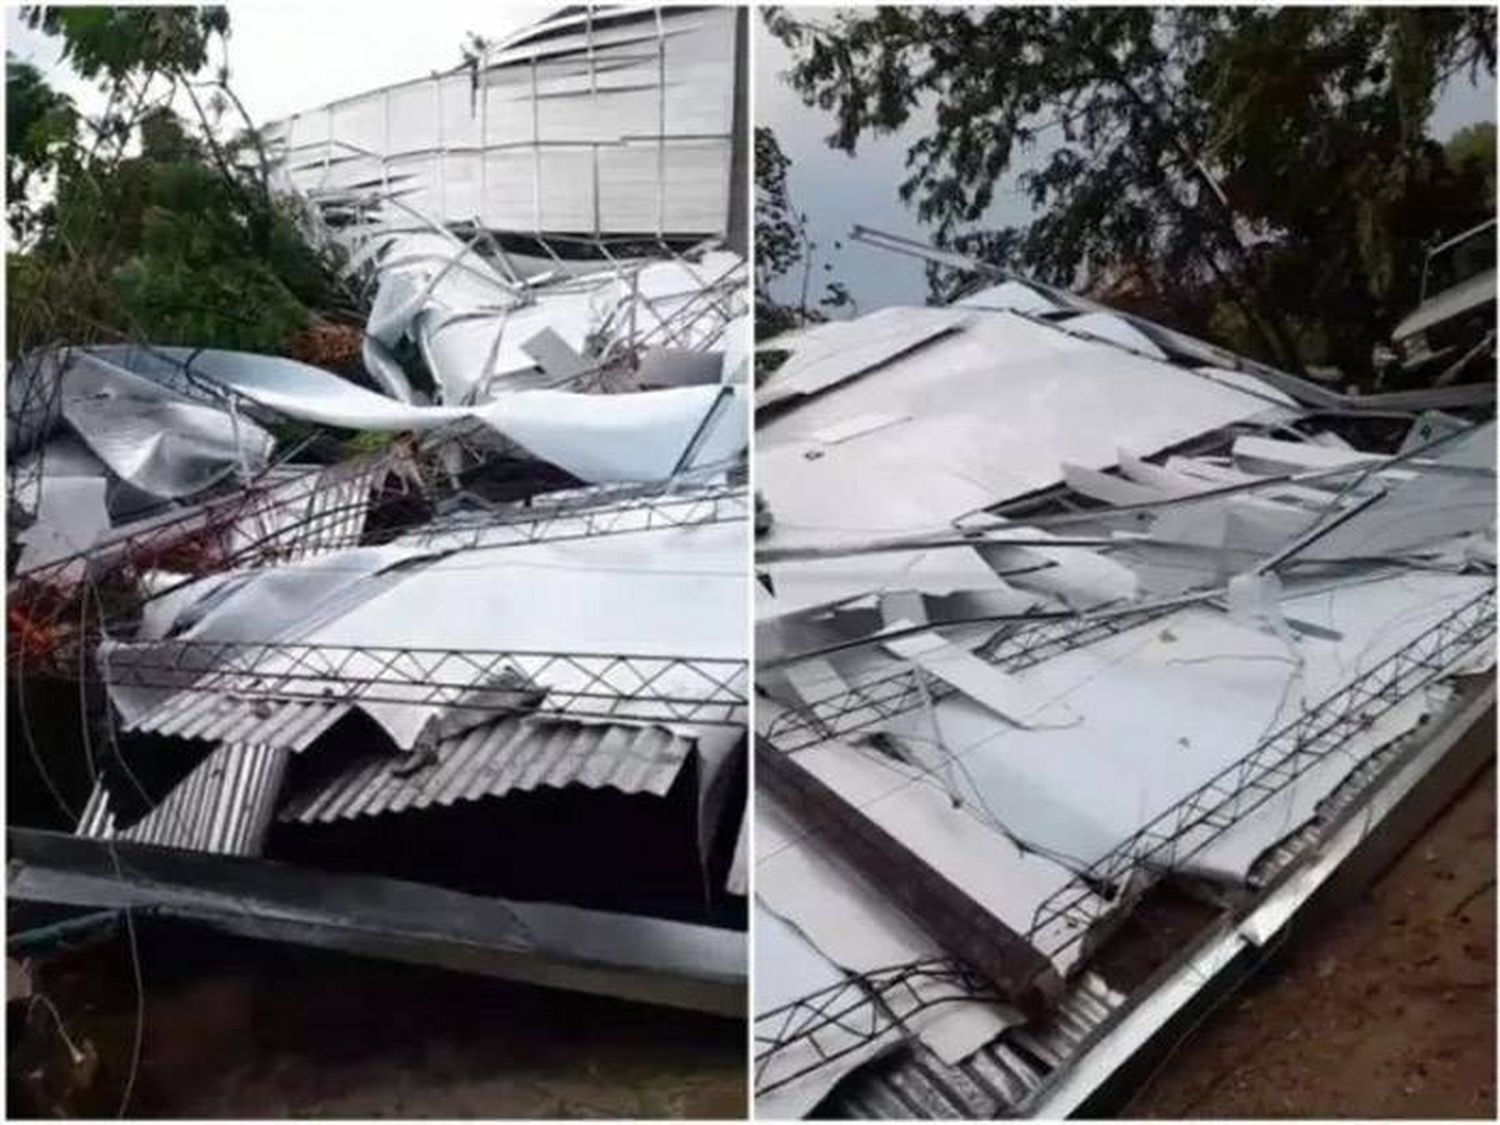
[9, 3, 751, 598]
[15, 474, 749, 1012]
[8, 5, 750, 1019]
[264, 5, 744, 247]
[752, 231, 1496, 1116]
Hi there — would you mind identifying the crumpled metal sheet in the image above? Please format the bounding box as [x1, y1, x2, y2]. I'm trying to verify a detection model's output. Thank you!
[14, 467, 110, 572]
[359, 237, 745, 406]
[754, 307, 1282, 615]
[103, 543, 419, 728]
[359, 230, 602, 403]
[13, 347, 275, 500]
[105, 497, 748, 753]
[85, 344, 746, 483]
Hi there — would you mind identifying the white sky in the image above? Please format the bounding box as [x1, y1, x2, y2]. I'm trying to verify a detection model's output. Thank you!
[4, 2, 549, 126]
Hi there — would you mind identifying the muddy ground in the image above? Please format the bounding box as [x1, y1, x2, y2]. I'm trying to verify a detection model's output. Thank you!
[1128, 764, 1496, 1119]
[9, 923, 745, 1118]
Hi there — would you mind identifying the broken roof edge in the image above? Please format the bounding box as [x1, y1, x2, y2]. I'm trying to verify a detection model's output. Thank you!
[843, 224, 1497, 416]
[1021, 674, 1495, 1118]
[263, 4, 716, 126]
[805, 672, 1495, 1118]
[9, 826, 748, 1018]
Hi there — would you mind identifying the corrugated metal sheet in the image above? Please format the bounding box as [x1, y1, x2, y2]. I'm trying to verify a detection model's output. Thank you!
[75, 741, 289, 857]
[820, 972, 1126, 1118]
[125, 692, 349, 752]
[279, 715, 696, 824]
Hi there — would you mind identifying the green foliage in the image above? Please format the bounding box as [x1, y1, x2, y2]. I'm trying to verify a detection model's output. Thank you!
[764, 5, 1497, 384]
[340, 430, 398, 458]
[754, 125, 804, 339]
[6, 55, 77, 241]
[22, 6, 227, 85]
[1446, 121, 1496, 205]
[6, 7, 337, 358]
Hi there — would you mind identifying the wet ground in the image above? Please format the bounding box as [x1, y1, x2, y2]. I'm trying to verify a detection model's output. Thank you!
[9, 923, 745, 1118]
[1128, 764, 1496, 1119]
[9, 772, 1490, 1120]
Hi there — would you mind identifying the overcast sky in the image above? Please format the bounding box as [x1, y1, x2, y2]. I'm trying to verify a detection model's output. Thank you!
[758, 13, 1500, 315]
[4, 3, 546, 126]
[8, 4, 1494, 315]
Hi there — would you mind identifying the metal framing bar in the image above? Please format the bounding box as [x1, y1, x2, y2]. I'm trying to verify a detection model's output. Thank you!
[753, 607, 1495, 1106]
[754, 956, 998, 1096]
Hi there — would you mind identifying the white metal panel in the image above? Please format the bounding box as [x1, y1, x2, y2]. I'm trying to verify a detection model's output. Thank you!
[754, 903, 906, 1120]
[269, 6, 737, 238]
[757, 309, 1276, 615]
[756, 793, 1023, 1074]
[758, 306, 971, 409]
[879, 571, 1492, 881]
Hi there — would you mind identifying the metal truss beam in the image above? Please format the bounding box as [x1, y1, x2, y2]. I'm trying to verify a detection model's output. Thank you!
[754, 955, 996, 1097]
[1024, 586, 1496, 960]
[112, 640, 750, 729]
[761, 604, 1178, 752]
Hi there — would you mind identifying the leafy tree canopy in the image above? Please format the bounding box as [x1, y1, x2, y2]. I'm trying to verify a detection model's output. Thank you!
[764, 5, 1496, 383]
[755, 125, 801, 288]
[7, 6, 340, 358]
[1447, 120, 1497, 204]
[6, 55, 76, 240]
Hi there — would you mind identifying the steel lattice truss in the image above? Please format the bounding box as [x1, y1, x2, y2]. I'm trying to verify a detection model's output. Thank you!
[110, 640, 750, 729]
[610, 258, 747, 356]
[1024, 586, 1496, 960]
[9, 433, 747, 676]
[7, 452, 405, 675]
[406, 481, 749, 551]
[761, 605, 1180, 752]
[754, 957, 998, 1096]
[752, 588, 1494, 1083]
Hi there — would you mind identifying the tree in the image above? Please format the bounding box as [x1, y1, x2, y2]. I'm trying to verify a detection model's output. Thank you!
[764, 5, 1496, 384]
[755, 126, 801, 292]
[754, 125, 852, 340]
[5, 55, 76, 242]
[1446, 121, 1496, 205]
[7, 6, 340, 357]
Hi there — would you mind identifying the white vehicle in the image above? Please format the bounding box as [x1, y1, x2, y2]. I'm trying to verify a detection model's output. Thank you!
[1388, 218, 1496, 381]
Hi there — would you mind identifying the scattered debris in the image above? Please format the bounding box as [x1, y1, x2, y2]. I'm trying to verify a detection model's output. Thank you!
[752, 227, 1495, 1117]
[8, 10, 749, 1116]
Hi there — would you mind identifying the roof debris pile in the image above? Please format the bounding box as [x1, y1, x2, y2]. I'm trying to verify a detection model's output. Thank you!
[10, 415, 750, 1016]
[8, 5, 748, 1020]
[752, 231, 1495, 1116]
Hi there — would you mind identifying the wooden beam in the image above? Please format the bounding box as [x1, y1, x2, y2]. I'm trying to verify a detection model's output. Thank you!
[756, 736, 1064, 1018]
